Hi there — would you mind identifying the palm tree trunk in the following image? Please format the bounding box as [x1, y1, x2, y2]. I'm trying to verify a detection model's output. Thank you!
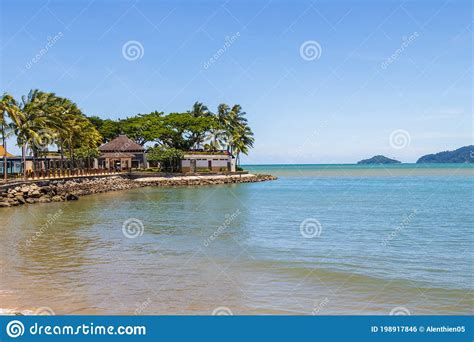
[32, 150, 37, 178]
[1, 120, 7, 182]
[59, 145, 64, 175]
[69, 147, 74, 174]
[22, 144, 27, 180]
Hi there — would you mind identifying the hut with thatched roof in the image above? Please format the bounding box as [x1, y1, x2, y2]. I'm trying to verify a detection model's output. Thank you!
[98, 135, 146, 170]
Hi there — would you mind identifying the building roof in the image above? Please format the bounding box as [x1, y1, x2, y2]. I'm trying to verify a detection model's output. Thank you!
[99, 135, 144, 152]
[100, 152, 136, 158]
[183, 153, 232, 160]
[0, 146, 14, 157]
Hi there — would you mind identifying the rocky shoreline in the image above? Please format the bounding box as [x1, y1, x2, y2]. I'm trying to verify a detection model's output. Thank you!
[0, 174, 277, 208]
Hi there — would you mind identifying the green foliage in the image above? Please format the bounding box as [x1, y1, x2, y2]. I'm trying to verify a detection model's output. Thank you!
[357, 155, 401, 164]
[147, 146, 184, 162]
[159, 112, 217, 150]
[1, 92, 256, 175]
[88, 116, 121, 142]
[196, 167, 210, 173]
[2, 90, 103, 176]
[88, 101, 254, 164]
[417, 146, 474, 163]
[147, 146, 184, 172]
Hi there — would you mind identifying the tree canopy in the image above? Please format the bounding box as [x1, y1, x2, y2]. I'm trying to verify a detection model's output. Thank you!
[87, 100, 254, 164]
[1, 92, 255, 178]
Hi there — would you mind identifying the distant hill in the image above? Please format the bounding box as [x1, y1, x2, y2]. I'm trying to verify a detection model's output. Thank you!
[357, 155, 401, 164]
[417, 145, 474, 163]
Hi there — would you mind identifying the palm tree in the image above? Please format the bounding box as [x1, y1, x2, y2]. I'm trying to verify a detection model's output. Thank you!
[189, 101, 211, 118]
[0, 94, 19, 181]
[230, 123, 254, 166]
[188, 102, 212, 149]
[10, 90, 62, 178]
[222, 104, 252, 155]
[212, 104, 230, 150]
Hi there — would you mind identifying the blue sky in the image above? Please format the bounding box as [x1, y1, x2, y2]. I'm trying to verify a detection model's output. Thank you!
[1, 0, 472, 163]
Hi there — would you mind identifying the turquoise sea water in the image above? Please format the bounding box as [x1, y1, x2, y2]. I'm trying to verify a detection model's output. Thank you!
[0, 164, 472, 315]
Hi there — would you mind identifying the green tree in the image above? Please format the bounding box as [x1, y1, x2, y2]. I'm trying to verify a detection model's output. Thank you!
[8, 90, 61, 178]
[147, 146, 184, 172]
[88, 116, 121, 143]
[211, 104, 254, 164]
[0, 94, 19, 181]
[159, 112, 216, 150]
[188, 102, 213, 148]
[120, 111, 165, 145]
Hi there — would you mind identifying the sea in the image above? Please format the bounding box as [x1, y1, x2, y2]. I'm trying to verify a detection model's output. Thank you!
[0, 164, 472, 315]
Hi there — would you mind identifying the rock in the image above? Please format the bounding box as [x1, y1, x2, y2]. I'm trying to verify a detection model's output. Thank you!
[38, 196, 51, 203]
[15, 195, 26, 204]
[28, 189, 42, 198]
[65, 193, 79, 201]
[0, 174, 277, 209]
[9, 200, 19, 206]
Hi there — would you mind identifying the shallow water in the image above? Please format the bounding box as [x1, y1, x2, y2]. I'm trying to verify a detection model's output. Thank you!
[0, 164, 473, 315]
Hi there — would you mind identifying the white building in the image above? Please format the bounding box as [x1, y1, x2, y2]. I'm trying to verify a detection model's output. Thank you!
[181, 152, 236, 173]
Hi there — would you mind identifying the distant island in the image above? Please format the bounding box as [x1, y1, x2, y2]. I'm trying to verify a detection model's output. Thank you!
[357, 155, 401, 164]
[417, 145, 473, 164]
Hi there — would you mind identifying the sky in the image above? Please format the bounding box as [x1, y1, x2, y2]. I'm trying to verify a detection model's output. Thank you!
[1, 0, 472, 164]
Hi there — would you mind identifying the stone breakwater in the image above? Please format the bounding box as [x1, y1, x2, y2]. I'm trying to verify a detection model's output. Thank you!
[0, 174, 277, 208]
